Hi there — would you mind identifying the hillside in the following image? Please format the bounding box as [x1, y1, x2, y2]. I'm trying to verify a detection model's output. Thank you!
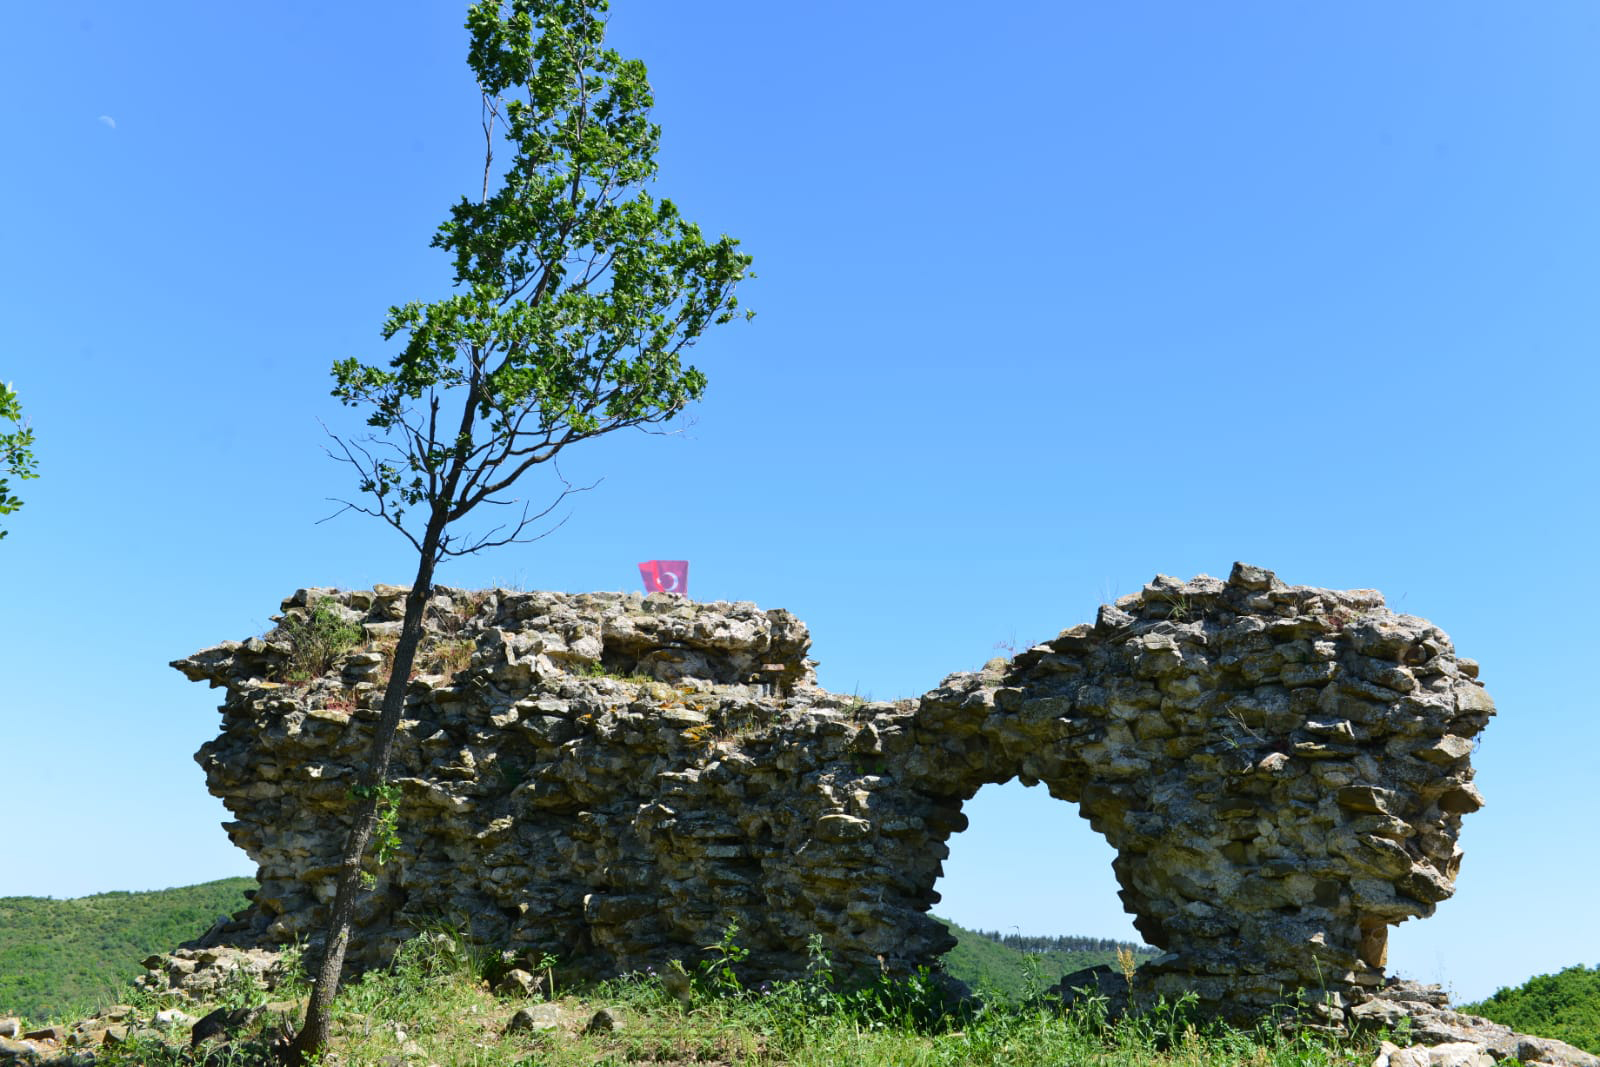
[0, 877, 254, 1021]
[935, 916, 1156, 999]
[0, 877, 1152, 1023]
[1460, 964, 1600, 1055]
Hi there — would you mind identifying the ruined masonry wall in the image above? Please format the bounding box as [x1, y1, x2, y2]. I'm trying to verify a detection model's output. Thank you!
[174, 563, 1493, 1023]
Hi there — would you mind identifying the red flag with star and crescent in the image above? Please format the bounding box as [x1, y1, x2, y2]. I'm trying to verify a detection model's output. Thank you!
[638, 560, 688, 596]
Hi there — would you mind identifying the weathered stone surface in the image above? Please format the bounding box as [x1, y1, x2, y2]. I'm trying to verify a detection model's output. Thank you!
[188, 1004, 262, 1048]
[585, 1007, 622, 1033]
[134, 945, 286, 1003]
[152, 1008, 194, 1032]
[1364, 981, 1600, 1067]
[504, 1004, 562, 1035]
[174, 567, 1496, 1026]
[0, 1035, 43, 1064]
[495, 968, 543, 999]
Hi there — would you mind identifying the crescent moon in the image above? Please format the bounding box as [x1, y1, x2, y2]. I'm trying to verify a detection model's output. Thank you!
[660, 571, 680, 592]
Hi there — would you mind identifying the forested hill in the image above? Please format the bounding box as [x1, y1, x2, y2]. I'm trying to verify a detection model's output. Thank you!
[1460, 964, 1600, 1055]
[0, 877, 1158, 1022]
[935, 917, 1157, 1000]
[0, 877, 255, 1022]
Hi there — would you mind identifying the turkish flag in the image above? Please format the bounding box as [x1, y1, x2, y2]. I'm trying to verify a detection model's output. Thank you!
[638, 560, 689, 596]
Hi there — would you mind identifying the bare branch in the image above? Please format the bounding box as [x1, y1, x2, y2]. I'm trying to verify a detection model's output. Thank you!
[637, 413, 699, 438]
[318, 495, 426, 556]
[480, 93, 500, 204]
[316, 424, 427, 555]
[439, 464, 600, 557]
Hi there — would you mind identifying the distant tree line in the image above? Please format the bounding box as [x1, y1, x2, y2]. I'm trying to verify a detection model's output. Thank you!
[973, 932, 1155, 956]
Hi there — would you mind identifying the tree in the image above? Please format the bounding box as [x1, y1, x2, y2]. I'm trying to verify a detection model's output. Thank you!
[286, 1, 751, 1060]
[0, 381, 39, 540]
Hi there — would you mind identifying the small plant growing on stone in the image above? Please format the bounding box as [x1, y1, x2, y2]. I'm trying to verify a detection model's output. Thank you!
[322, 686, 363, 713]
[278, 598, 364, 682]
[420, 637, 475, 677]
[992, 633, 1039, 658]
[1161, 592, 1194, 622]
[425, 599, 470, 637]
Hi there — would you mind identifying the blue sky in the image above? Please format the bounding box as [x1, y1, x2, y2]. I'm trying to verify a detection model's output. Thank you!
[3, 1, 1597, 1003]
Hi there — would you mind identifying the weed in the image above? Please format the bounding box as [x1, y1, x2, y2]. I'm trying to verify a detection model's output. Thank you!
[320, 685, 363, 713]
[992, 632, 1039, 657]
[1162, 592, 1194, 622]
[217, 961, 266, 1016]
[528, 951, 559, 1000]
[1018, 952, 1044, 1002]
[274, 939, 311, 1002]
[699, 920, 750, 997]
[419, 637, 475, 676]
[275, 598, 363, 681]
[843, 687, 873, 717]
[802, 933, 836, 1009]
[1117, 946, 1139, 992]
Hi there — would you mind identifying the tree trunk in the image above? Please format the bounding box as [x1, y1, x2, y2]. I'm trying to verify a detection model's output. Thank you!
[285, 519, 444, 1064]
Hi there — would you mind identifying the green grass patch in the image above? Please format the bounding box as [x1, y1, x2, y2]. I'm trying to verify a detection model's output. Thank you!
[89, 928, 1372, 1067]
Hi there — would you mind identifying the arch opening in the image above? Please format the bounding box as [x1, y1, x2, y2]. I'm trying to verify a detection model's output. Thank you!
[931, 778, 1153, 995]
[933, 778, 1140, 946]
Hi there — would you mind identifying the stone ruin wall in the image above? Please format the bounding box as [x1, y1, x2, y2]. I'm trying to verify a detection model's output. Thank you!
[174, 563, 1493, 1024]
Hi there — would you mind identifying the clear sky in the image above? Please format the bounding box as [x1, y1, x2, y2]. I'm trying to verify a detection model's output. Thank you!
[3, 1, 1597, 1004]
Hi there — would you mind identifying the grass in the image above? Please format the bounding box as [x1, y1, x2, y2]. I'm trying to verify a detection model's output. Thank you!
[20, 884, 1588, 1065]
[84, 928, 1374, 1067]
[0, 884, 1384, 1065]
[275, 598, 364, 682]
[418, 636, 476, 676]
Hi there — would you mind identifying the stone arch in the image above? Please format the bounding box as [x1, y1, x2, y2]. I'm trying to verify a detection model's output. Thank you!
[880, 563, 1489, 1018]
[174, 563, 1491, 1025]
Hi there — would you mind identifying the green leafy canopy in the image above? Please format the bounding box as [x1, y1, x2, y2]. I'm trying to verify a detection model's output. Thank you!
[0, 380, 39, 541]
[327, 0, 751, 559]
